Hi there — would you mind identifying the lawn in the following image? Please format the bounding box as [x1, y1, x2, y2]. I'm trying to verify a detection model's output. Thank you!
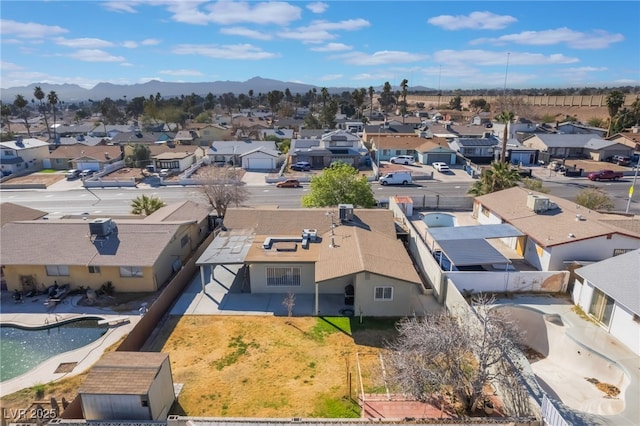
[147, 315, 399, 418]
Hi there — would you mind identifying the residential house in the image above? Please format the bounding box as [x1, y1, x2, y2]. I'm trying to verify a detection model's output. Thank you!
[0, 202, 47, 228]
[522, 134, 633, 162]
[449, 137, 499, 164]
[260, 127, 294, 141]
[186, 123, 233, 146]
[197, 206, 432, 316]
[371, 135, 455, 165]
[208, 140, 278, 168]
[361, 123, 417, 145]
[0, 137, 50, 175]
[473, 187, 640, 271]
[54, 135, 107, 147]
[53, 123, 97, 138]
[231, 115, 270, 140]
[607, 131, 640, 153]
[572, 249, 640, 356]
[0, 200, 212, 293]
[45, 144, 122, 171]
[298, 128, 328, 139]
[89, 124, 137, 139]
[174, 130, 198, 145]
[79, 352, 175, 421]
[110, 131, 176, 147]
[289, 129, 368, 169]
[554, 121, 608, 138]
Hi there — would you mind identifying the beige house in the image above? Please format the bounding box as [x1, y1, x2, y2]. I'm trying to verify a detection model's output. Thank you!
[187, 123, 233, 145]
[199, 206, 431, 316]
[0, 137, 50, 175]
[79, 352, 175, 420]
[45, 144, 122, 171]
[0, 201, 211, 294]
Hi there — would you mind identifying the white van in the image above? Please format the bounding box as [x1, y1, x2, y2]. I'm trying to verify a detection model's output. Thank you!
[390, 155, 416, 165]
[379, 170, 412, 185]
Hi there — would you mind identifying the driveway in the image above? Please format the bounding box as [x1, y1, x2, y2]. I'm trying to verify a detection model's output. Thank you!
[241, 171, 272, 186]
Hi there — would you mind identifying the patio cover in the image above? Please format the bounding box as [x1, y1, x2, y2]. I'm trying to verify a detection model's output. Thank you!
[428, 224, 524, 241]
[437, 239, 508, 266]
[196, 229, 254, 266]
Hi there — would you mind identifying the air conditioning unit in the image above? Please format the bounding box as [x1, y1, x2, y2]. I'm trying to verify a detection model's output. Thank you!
[338, 204, 354, 221]
[89, 218, 116, 237]
[526, 194, 549, 213]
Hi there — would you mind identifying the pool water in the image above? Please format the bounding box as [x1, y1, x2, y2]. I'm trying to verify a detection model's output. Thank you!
[0, 318, 108, 382]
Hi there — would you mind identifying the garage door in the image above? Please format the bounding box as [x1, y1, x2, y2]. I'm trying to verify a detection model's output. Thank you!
[246, 158, 273, 170]
[426, 153, 452, 164]
[76, 162, 99, 171]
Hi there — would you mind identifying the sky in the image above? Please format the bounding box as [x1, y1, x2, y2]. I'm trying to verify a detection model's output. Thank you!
[1, 1, 639, 91]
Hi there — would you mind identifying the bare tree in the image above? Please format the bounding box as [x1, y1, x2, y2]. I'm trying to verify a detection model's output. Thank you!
[282, 292, 295, 317]
[385, 294, 524, 415]
[198, 166, 248, 217]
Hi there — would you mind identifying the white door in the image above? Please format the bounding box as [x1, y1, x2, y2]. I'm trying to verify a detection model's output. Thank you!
[246, 158, 273, 170]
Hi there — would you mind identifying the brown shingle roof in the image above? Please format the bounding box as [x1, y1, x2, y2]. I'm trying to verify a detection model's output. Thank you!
[48, 144, 121, 160]
[79, 352, 168, 395]
[145, 200, 211, 223]
[0, 202, 47, 227]
[475, 187, 640, 247]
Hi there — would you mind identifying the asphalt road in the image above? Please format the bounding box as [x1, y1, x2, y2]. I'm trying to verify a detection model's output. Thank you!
[2, 176, 638, 216]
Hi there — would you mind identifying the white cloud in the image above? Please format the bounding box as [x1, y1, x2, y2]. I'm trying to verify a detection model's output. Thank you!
[123, 41, 138, 48]
[54, 37, 114, 49]
[278, 29, 335, 43]
[307, 2, 328, 14]
[167, 1, 302, 26]
[428, 11, 517, 30]
[101, 1, 141, 13]
[220, 27, 273, 40]
[319, 74, 342, 81]
[0, 19, 68, 39]
[472, 28, 625, 49]
[0, 61, 23, 71]
[141, 38, 161, 46]
[158, 69, 205, 77]
[432, 50, 579, 66]
[65, 49, 126, 62]
[305, 18, 370, 32]
[337, 50, 428, 66]
[310, 43, 352, 52]
[172, 43, 278, 60]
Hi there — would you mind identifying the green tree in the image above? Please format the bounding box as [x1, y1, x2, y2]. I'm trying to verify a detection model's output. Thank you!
[575, 188, 614, 211]
[47, 91, 59, 140]
[368, 86, 375, 119]
[496, 111, 515, 163]
[131, 195, 166, 216]
[125, 144, 151, 168]
[267, 90, 284, 120]
[33, 86, 51, 139]
[1, 103, 13, 133]
[13, 94, 31, 137]
[303, 113, 322, 129]
[399, 79, 409, 124]
[469, 98, 488, 112]
[302, 162, 376, 208]
[605, 91, 625, 137]
[378, 82, 395, 113]
[468, 162, 521, 196]
[319, 99, 339, 129]
[352, 88, 365, 119]
[449, 95, 462, 111]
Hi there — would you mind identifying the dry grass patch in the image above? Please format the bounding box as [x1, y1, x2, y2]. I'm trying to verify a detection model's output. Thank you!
[148, 315, 398, 418]
[4, 171, 65, 186]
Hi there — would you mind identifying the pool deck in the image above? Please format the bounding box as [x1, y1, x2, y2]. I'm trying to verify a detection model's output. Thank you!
[0, 293, 141, 397]
[494, 294, 640, 426]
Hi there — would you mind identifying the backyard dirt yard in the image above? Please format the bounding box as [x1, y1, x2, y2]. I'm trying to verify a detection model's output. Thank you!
[147, 316, 398, 418]
[2, 171, 66, 186]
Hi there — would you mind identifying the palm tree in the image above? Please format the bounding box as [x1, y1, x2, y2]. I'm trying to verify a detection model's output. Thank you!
[1, 103, 13, 133]
[130, 195, 166, 216]
[400, 79, 409, 124]
[47, 91, 59, 141]
[368, 86, 375, 120]
[496, 110, 514, 163]
[34, 86, 51, 140]
[13, 94, 31, 137]
[605, 91, 625, 137]
[467, 161, 521, 196]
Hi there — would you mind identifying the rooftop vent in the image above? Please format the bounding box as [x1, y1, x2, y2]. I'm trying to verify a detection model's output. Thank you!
[89, 218, 116, 238]
[302, 228, 318, 242]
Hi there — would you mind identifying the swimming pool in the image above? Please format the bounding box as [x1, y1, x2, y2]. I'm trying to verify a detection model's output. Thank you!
[0, 317, 108, 382]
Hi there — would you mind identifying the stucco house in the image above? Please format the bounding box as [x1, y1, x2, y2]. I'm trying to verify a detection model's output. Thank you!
[0, 200, 212, 294]
[260, 128, 294, 141]
[521, 134, 633, 161]
[607, 131, 640, 153]
[187, 123, 233, 145]
[45, 144, 122, 171]
[449, 137, 499, 164]
[289, 129, 368, 169]
[473, 187, 640, 271]
[371, 135, 456, 165]
[0, 137, 50, 175]
[208, 140, 278, 168]
[361, 123, 417, 145]
[572, 249, 640, 356]
[197, 206, 432, 316]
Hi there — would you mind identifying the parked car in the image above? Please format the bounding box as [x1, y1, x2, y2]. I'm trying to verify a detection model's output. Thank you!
[276, 179, 302, 188]
[65, 169, 81, 179]
[432, 162, 450, 173]
[390, 155, 415, 165]
[290, 161, 311, 171]
[587, 170, 623, 181]
[610, 155, 631, 166]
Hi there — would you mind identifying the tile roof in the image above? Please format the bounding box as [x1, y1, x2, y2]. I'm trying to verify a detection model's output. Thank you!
[373, 136, 430, 150]
[79, 352, 169, 395]
[0, 220, 184, 266]
[475, 187, 640, 247]
[0, 202, 47, 227]
[575, 249, 640, 314]
[48, 144, 122, 160]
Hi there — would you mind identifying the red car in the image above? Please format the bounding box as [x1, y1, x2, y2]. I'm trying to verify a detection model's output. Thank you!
[276, 179, 301, 188]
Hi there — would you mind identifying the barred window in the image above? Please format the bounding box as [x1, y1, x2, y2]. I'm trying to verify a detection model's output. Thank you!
[88, 266, 101, 274]
[46, 265, 69, 276]
[120, 266, 143, 278]
[266, 267, 301, 287]
[374, 286, 393, 301]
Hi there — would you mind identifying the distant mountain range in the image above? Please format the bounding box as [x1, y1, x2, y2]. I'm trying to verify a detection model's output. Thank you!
[0, 76, 434, 103]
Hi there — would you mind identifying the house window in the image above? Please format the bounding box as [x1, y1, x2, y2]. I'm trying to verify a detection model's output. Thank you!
[374, 286, 393, 301]
[481, 206, 490, 217]
[266, 267, 301, 287]
[382, 149, 390, 156]
[46, 265, 69, 276]
[589, 288, 614, 327]
[3, 150, 13, 156]
[613, 249, 633, 256]
[120, 266, 143, 278]
[88, 266, 101, 274]
[395, 150, 402, 155]
[180, 235, 189, 247]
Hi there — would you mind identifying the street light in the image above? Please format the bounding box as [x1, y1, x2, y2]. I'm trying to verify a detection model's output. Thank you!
[625, 163, 639, 214]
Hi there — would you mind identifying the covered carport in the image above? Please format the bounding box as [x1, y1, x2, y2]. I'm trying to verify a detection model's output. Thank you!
[195, 229, 254, 292]
[428, 224, 525, 271]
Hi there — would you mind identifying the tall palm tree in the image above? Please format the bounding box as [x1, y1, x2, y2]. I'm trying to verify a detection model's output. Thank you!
[13, 94, 31, 137]
[400, 79, 409, 124]
[1, 103, 12, 133]
[47, 91, 59, 141]
[130, 195, 166, 216]
[33, 86, 52, 140]
[467, 161, 521, 196]
[368, 86, 375, 120]
[605, 91, 625, 137]
[496, 110, 514, 163]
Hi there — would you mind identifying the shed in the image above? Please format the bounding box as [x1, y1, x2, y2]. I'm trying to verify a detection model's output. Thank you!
[79, 352, 175, 421]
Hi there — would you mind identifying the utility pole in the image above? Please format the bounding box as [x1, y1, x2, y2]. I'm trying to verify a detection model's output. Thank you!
[626, 164, 639, 213]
